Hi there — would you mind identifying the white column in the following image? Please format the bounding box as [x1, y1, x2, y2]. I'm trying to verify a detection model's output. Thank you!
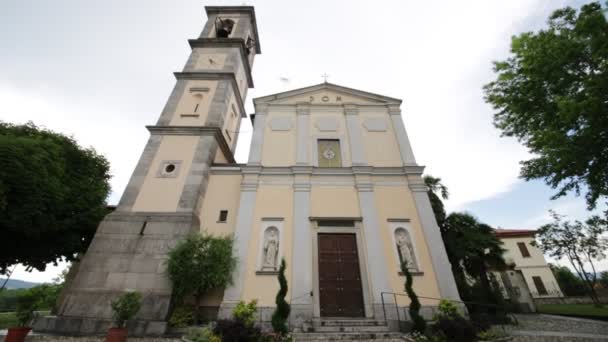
[388, 105, 417, 165]
[248, 104, 267, 165]
[344, 105, 367, 166]
[357, 183, 391, 306]
[296, 104, 310, 165]
[220, 179, 258, 312]
[409, 179, 461, 301]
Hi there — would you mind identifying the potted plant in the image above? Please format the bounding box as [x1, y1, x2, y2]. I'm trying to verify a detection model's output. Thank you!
[106, 291, 142, 342]
[5, 290, 38, 342]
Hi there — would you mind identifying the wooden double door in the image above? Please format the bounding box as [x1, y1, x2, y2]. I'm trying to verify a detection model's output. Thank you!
[318, 233, 365, 317]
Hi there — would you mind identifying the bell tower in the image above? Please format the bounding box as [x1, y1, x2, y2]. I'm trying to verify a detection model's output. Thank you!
[36, 6, 261, 336]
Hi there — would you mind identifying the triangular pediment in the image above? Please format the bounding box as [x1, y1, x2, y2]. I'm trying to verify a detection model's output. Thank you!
[253, 83, 402, 106]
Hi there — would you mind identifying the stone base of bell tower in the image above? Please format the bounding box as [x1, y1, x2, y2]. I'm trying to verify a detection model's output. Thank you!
[33, 211, 199, 336]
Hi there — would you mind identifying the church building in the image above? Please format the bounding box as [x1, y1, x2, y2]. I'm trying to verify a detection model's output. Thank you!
[36, 6, 460, 335]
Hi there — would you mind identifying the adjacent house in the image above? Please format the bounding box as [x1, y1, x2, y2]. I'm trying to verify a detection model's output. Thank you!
[494, 229, 563, 306]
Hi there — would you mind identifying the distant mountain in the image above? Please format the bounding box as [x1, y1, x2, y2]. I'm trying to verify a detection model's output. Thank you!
[0, 278, 39, 289]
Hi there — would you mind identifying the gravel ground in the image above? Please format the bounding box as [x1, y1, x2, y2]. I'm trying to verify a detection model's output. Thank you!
[506, 314, 608, 341]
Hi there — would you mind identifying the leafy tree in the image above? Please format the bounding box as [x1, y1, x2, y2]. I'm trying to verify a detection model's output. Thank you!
[483, 2, 608, 209]
[533, 211, 607, 305]
[600, 271, 608, 289]
[424, 175, 449, 229]
[443, 213, 507, 304]
[166, 233, 237, 323]
[549, 264, 588, 296]
[401, 261, 426, 334]
[424, 176, 507, 306]
[271, 258, 290, 335]
[0, 122, 111, 273]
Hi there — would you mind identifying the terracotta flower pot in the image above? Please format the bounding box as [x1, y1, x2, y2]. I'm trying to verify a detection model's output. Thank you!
[4, 327, 31, 342]
[106, 327, 128, 342]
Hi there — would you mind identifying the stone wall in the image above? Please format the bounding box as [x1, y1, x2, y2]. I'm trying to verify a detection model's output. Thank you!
[534, 296, 608, 305]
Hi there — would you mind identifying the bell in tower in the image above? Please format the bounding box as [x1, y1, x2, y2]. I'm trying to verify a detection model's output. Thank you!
[215, 17, 235, 38]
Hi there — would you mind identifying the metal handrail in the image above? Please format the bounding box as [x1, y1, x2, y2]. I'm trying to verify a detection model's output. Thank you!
[380, 291, 518, 329]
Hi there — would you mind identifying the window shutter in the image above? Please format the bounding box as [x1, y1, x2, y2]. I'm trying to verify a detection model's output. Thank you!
[532, 276, 547, 295]
[517, 242, 531, 258]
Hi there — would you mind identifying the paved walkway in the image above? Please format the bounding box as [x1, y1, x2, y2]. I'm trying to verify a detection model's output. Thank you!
[506, 314, 608, 341]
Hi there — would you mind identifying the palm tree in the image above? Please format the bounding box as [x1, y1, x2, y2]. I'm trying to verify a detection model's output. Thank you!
[423, 175, 449, 229]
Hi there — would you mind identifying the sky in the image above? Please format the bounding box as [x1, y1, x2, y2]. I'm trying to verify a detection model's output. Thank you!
[1, 0, 605, 283]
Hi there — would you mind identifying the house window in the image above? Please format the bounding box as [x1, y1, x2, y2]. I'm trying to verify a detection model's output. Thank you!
[532, 276, 548, 295]
[218, 210, 228, 223]
[517, 242, 531, 258]
[317, 139, 341, 167]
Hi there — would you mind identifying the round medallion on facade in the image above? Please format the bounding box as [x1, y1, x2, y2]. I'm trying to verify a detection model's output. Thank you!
[322, 148, 336, 160]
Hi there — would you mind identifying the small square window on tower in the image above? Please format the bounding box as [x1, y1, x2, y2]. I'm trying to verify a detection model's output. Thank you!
[218, 210, 228, 223]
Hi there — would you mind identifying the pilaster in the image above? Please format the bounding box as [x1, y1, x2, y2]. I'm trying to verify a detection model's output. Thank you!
[388, 105, 417, 165]
[344, 104, 367, 166]
[355, 179, 391, 317]
[408, 176, 461, 301]
[296, 103, 310, 165]
[219, 177, 259, 315]
[290, 172, 313, 327]
[248, 104, 267, 165]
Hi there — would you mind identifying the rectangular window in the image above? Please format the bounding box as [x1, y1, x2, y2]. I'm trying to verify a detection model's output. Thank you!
[517, 242, 531, 258]
[317, 139, 342, 167]
[218, 210, 228, 222]
[532, 276, 548, 295]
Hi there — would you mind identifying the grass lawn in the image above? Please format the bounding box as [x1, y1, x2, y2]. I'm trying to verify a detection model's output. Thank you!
[537, 304, 608, 319]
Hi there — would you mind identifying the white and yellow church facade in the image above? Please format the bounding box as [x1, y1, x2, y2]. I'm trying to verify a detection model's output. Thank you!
[37, 6, 460, 335]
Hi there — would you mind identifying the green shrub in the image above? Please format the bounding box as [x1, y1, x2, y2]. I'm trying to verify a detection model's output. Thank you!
[271, 258, 290, 334]
[233, 299, 257, 327]
[110, 292, 142, 328]
[184, 326, 220, 342]
[213, 319, 261, 342]
[432, 315, 476, 342]
[169, 306, 195, 328]
[167, 234, 237, 323]
[15, 290, 38, 327]
[401, 261, 426, 334]
[434, 299, 462, 320]
[477, 328, 507, 341]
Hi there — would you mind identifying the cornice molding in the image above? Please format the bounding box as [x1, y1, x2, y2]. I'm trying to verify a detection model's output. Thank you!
[409, 183, 429, 193]
[309, 216, 363, 222]
[209, 165, 425, 176]
[254, 82, 402, 105]
[146, 125, 236, 163]
[355, 182, 374, 192]
[174, 71, 247, 118]
[296, 102, 310, 115]
[187, 38, 254, 88]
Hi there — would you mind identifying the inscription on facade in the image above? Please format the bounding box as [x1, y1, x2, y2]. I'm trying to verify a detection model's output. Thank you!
[309, 95, 342, 103]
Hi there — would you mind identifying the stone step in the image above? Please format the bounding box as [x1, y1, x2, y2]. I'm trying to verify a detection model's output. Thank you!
[314, 319, 388, 327]
[293, 332, 408, 341]
[313, 325, 391, 333]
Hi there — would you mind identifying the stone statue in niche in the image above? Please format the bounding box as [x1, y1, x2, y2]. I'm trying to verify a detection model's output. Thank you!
[262, 227, 279, 270]
[395, 228, 417, 270]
